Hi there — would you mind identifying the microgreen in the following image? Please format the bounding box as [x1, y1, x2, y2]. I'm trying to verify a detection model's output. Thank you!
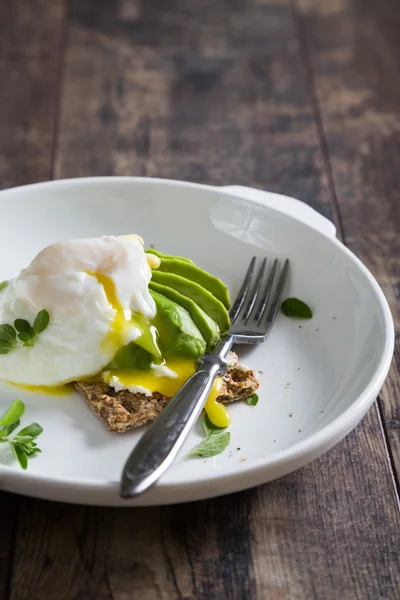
[0, 399, 43, 469]
[185, 414, 230, 458]
[281, 298, 313, 319]
[0, 309, 50, 354]
[246, 393, 259, 407]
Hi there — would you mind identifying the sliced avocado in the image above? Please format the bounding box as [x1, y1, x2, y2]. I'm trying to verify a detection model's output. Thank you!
[156, 258, 230, 309]
[145, 249, 194, 264]
[149, 281, 220, 351]
[151, 290, 206, 358]
[151, 271, 230, 333]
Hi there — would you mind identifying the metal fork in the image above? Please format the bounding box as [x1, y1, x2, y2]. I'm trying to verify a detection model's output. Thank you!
[120, 257, 289, 499]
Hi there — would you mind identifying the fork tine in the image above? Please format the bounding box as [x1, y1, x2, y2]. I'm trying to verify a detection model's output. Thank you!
[242, 258, 267, 324]
[229, 256, 256, 325]
[262, 259, 289, 335]
[254, 259, 278, 324]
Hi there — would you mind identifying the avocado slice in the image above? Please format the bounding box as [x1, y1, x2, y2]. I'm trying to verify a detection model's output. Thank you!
[149, 281, 220, 351]
[145, 249, 194, 264]
[151, 271, 230, 333]
[150, 290, 206, 358]
[155, 258, 230, 309]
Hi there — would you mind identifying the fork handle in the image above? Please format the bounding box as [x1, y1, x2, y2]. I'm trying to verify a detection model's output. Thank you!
[120, 343, 232, 499]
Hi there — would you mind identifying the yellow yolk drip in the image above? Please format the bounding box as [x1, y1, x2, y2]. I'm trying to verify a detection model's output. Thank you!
[8, 382, 74, 396]
[86, 272, 130, 353]
[104, 359, 231, 427]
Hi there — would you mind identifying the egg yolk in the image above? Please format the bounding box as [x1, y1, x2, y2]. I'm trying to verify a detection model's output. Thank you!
[104, 359, 231, 428]
[86, 271, 132, 353]
[9, 382, 75, 396]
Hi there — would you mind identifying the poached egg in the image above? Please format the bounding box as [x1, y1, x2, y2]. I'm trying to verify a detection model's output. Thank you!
[0, 235, 156, 386]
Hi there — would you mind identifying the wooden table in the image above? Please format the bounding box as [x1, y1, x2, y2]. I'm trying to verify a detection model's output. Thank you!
[1, 1, 399, 598]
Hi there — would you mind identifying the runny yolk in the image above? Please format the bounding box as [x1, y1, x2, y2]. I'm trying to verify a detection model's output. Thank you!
[8, 382, 74, 396]
[86, 271, 130, 353]
[105, 359, 231, 428]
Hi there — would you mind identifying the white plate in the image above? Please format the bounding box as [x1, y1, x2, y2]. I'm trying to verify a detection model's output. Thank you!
[0, 177, 394, 506]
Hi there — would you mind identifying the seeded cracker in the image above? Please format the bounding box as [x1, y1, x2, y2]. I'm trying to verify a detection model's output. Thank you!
[75, 352, 259, 433]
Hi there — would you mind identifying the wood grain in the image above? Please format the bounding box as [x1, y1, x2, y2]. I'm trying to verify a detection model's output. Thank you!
[0, 0, 65, 189]
[294, 0, 400, 481]
[0, 1, 65, 598]
[1, 1, 400, 599]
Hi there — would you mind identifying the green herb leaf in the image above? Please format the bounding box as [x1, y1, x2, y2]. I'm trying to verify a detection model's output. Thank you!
[0, 400, 43, 469]
[281, 298, 313, 319]
[32, 309, 50, 336]
[9, 442, 28, 469]
[246, 393, 259, 407]
[0, 310, 50, 355]
[202, 414, 227, 436]
[14, 319, 33, 335]
[0, 399, 25, 426]
[187, 431, 231, 458]
[17, 423, 43, 438]
[18, 332, 32, 343]
[0, 281, 8, 293]
[0, 420, 20, 437]
[0, 324, 16, 342]
[22, 445, 41, 457]
[0, 340, 12, 354]
[186, 415, 231, 459]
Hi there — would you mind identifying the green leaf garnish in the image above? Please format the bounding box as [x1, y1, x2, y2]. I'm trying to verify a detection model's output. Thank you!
[246, 393, 259, 407]
[0, 281, 8, 293]
[187, 431, 231, 458]
[17, 423, 43, 438]
[0, 324, 16, 342]
[0, 400, 43, 469]
[14, 319, 33, 334]
[0, 398, 25, 426]
[186, 415, 230, 459]
[33, 309, 50, 335]
[17, 332, 32, 343]
[0, 421, 20, 437]
[281, 298, 313, 319]
[202, 414, 226, 436]
[0, 340, 12, 354]
[10, 442, 28, 469]
[0, 310, 50, 355]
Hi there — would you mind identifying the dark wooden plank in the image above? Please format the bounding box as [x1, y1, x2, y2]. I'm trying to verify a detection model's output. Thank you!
[294, 0, 400, 482]
[0, 0, 66, 189]
[9, 415, 400, 600]
[0, 1, 66, 597]
[6, 1, 400, 599]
